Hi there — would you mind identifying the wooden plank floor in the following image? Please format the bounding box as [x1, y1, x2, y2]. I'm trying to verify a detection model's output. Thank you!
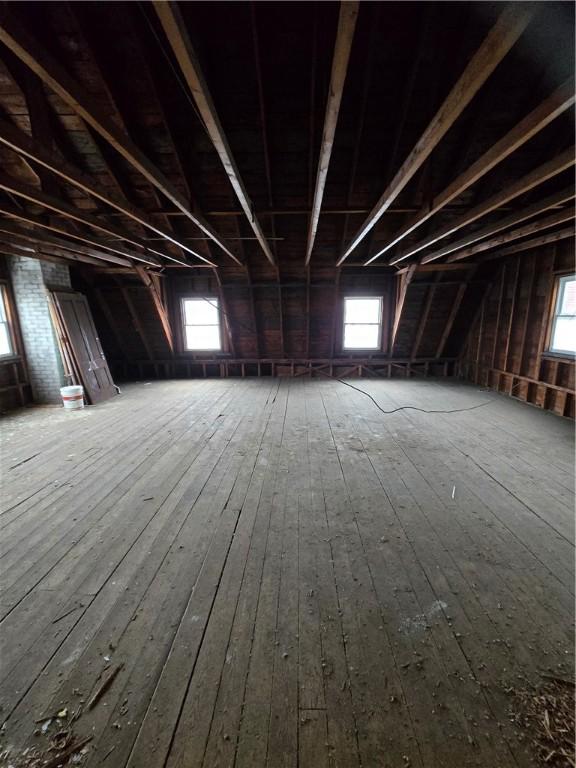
[0, 378, 573, 767]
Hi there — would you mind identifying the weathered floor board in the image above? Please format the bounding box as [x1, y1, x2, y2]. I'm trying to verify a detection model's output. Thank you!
[0, 378, 573, 767]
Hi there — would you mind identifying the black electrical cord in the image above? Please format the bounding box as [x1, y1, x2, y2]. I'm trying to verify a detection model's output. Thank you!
[313, 366, 522, 415]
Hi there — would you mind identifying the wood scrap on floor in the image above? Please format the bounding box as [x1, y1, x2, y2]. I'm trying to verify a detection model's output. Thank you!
[509, 678, 575, 767]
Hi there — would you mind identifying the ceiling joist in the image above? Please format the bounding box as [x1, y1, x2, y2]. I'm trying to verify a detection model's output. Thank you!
[305, 1, 359, 266]
[364, 77, 575, 264]
[154, 1, 276, 266]
[447, 206, 576, 262]
[0, 118, 217, 266]
[390, 147, 575, 265]
[0, 205, 159, 267]
[0, 6, 239, 264]
[336, 2, 538, 266]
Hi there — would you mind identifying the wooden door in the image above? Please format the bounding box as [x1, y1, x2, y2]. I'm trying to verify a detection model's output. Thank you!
[52, 290, 116, 404]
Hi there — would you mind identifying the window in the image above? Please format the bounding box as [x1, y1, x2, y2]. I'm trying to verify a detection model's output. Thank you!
[548, 275, 576, 356]
[343, 297, 382, 350]
[0, 285, 14, 357]
[182, 297, 222, 351]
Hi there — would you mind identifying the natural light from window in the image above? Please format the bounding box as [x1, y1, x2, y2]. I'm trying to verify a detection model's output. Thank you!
[549, 275, 576, 356]
[0, 286, 13, 357]
[182, 298, 221, 351]
[343, 297, 382, 350]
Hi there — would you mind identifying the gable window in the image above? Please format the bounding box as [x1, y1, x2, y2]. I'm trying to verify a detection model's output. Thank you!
[0, 285, 14, 357]
[343, 297, 382, 350]
[182, 297, 222, 351]
[548, 275, 576, 356]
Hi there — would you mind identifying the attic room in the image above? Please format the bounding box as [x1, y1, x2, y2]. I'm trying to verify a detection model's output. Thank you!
[0, 2, 574, 767]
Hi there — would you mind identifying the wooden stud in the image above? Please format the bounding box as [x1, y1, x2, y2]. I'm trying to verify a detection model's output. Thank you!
[436, 281, 467, 358]
[503, 257, 521, 372]
[391, 263, 417, 349]
[411, 275, 439, 359]
[135, 266, 174, 354]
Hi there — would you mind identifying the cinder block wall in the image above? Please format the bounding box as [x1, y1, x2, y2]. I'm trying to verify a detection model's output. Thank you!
[9, 256, 71, 404]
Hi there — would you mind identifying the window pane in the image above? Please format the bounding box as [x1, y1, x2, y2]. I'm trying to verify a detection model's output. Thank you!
[551, 316, 576, 354]
[344, 298, 381, 324]
[0, 290, 7, 323]
[184, 298, 219, 325]
[185, 325, 221, 350]
[343, 323, 380, 349]
[0, 322, 12, 356]
[559, 278, 576, 316]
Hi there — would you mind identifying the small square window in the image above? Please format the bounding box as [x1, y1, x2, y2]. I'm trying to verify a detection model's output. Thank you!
[343, 297, 382, 350]
[0, 285, 14, 358]
[182, 298, 222, 351]
[548, 275, 576, 356]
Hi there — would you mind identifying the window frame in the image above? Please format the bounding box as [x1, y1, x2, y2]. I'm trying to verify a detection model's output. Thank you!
[342, 296, 383, 352]
[0, 283, 16, 360]
[546, 273, 576, 359]
[180, 296, 223, 353]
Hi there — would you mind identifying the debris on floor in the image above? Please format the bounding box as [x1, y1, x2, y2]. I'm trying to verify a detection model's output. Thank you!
[0, 709, 92, 768]
[509, 677, 575, 767]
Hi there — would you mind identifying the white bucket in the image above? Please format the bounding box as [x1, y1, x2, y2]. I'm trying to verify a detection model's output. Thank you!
[60, 385, 84, 410]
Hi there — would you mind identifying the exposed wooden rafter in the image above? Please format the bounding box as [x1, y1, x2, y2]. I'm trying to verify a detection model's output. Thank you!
[391, 263, 417, 349]
[447, 206, 575, 262]
[0, 205, 159, 267]
[134, 266, 174, 353]
[411, 274, 439, 359]
[0, 218, 132, 267]
[0, 118, 216, 266]
[336, 2, 538, 265]
[0, 7, 239, 264]
[154, 1, 275, 266]
[365, 78, 575, 264]
[395, 147, 575, 265]
[485, 226, 575, 259]
[305, 1, 358, 265]
[416, 186, 575, 265]
[0, 171, 175, 267]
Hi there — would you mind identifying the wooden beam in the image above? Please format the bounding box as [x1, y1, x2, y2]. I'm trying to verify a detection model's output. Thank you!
[0, 8, 238, 264]
[503, 257, 521, 371]
[154, 1, 275, 266]
[0, 217, 133, 267]
[395, 263, 473, 275]
[92, 286, 133, 361]
[517, 253, 537, 376]
[404, 148, 576, 265]
[336, 2, 537, 265]
[212, 268, 236, 358]
[411, 275, 439, 359]
[491, 265, 506, 369]
[0, 118, 217, 266]
[484, 226, 575, 259]
[116, 279, 155, 362]
[0, 205, 157, 267]
[305, 2, 358, 265]
[365, 78, 575, 264]
[391, 263, 417, 349]
[446, 206, 575, 262]
[135, 266, 174, 354]
[435, 281, 467, 358]
[0, 170, 171, 267]
[414, 186, 574, 265]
